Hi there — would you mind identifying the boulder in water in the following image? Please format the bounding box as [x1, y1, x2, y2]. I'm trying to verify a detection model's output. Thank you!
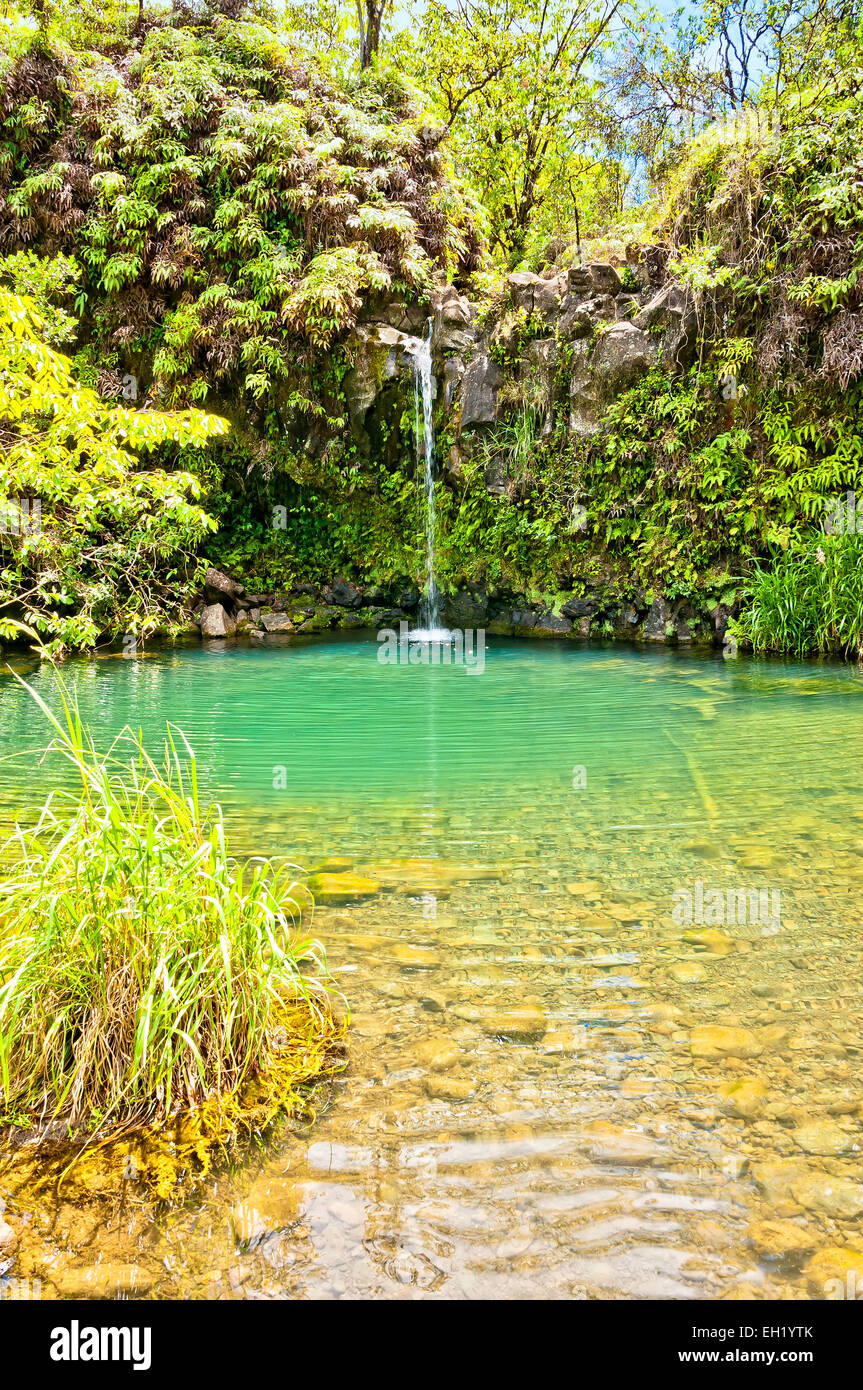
[307, 872, 382, 904]
[199, 603, 235, 638]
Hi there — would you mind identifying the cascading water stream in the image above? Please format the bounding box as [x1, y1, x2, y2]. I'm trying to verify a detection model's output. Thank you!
[411, 320, 446, 638]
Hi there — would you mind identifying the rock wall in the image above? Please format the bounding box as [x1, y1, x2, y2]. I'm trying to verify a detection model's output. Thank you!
[341, 251, 697, 440]
[194, 251, 735, 649]
[195, 566, 731, 650]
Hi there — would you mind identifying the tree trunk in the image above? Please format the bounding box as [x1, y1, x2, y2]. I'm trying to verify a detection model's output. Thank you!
[359, 0, 387, 69]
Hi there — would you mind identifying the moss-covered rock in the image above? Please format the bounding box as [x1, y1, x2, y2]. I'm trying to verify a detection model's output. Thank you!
[307, 872, 382, 904]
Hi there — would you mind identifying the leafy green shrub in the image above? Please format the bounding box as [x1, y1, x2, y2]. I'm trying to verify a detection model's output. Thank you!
[0, 260, 226, 651]
[732, 534, 863, 657]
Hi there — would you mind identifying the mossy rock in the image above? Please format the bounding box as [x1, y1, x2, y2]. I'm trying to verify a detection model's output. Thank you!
[307, 872, 382, 904]
[296, 606, 340, 632]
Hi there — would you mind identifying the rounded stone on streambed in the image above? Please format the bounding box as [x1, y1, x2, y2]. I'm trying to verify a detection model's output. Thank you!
[348, 1012, 391, 1039]
[751, 1158, 809, 1205]
[793, 1118, 855, 1156]
[540, 1026, 594, 1053]
[682, 840, 723, 861]
[688, 1025, 763, 1059]
[306, 872, 382, 904]
[391, 943, 438, 968]
[681, 928, 737, 955]
[0, 1216, 18, 1257]
[607, 885, 649, 903]
[565, 880, 603, 896]
[580, 913, 617, 931]
[606, 901, 654, 923]
[804, 1246, 863, 1295]
[751, 982, 793, 1000]
[668, 960, 708, 984]
[790, 1172, 863, 1220]
[478, 1003, 547, 1041]
[50, 1263, 155, 1297]
[758, 1023, 791, 1050]
[747, 1219, 817, 1261]
[619, 1075, 661, 1099]
[716, 1150, 750, 1179]
[813, 1086, 863, 1115]
[579, 1120, 665, 1166]
[414, 1037, 460, 1071]
[423, 1075, 477, 1102]
[719, 1076, 769, 1119]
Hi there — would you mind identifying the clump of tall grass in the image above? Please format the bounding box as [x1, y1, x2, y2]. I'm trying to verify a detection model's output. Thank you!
[732, 533, 863, 658]
[0, 678, 337, 1138]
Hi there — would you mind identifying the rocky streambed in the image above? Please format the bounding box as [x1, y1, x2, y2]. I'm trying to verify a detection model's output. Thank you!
[2, 812, 862, 1301]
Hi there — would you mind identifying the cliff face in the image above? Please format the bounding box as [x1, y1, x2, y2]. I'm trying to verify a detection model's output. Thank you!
[346, 258, 697, 455]
[305, 254, 721, 647]
[190, 253, 731, 649]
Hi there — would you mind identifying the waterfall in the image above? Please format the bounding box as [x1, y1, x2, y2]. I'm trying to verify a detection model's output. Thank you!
[411, 320, 446, 637]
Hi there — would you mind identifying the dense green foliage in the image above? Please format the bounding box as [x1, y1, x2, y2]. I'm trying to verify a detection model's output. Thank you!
[1, 9, 478, 406]
[215, 75, 863, 625]
[732, 533, 863, 656]
[410, 61, 863, 636]
[569, 75, 863, 642]
[0, 252, 225, 651]
[0, 4, 481, 643]
[1, 0, 863, 653]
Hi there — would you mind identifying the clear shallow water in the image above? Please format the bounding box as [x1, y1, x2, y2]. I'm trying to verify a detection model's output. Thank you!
[2, 636, 863, 1299]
